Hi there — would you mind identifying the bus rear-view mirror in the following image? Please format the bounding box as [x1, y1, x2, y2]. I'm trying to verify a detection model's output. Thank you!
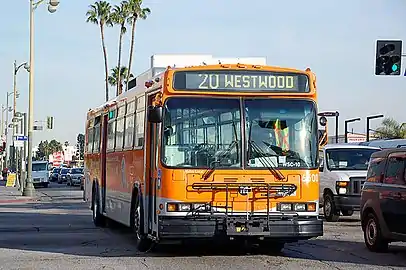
[147, 105, 163, 123]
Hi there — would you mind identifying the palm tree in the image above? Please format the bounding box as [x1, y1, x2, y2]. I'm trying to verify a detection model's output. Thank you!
[86, 1, 113, 102]
[108, 66, 134, 93]
[111, 1, 130, 96]
[374, 117, 406, 139]
[126, 0, 151, 90]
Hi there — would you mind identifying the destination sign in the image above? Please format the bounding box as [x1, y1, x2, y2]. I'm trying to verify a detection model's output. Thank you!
[172, 70, 309, 92]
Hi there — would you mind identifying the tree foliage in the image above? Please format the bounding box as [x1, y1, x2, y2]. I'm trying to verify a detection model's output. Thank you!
[36, 140, 63, 160]
[374, 117, 406, 139]
[86, 0, 150, 99]
[86, 0, 114, 102]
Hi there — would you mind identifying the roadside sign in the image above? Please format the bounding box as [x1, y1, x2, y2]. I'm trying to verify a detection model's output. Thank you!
[15, 135, 28, 141]
[6, 173, 16, 187]
[318, 111, 339, 117]
[14, 141, 24, 147]
[14, 135, 27, 147]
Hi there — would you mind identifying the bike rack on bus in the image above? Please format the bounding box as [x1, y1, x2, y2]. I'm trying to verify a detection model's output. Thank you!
[188, 182, 297, 232]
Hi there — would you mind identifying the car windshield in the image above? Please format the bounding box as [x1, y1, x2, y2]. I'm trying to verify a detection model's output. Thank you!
[61, 169, 70, 174]
[70, 168, 83, 174]
[32, 163, 48, 171]
[53, 168, 61, 173]
[162, 97, 241, 168]
[245, 99, 318, 169]
[326, 148, 380, 171]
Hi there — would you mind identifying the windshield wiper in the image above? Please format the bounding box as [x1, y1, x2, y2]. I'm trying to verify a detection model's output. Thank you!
[249, 140, 285, 180]
[247, 120, 285, 180]
[202, 121, 239, 180]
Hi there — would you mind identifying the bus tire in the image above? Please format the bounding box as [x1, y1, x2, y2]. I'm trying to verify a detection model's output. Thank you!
[92, 186, 106, 227]
[131, 192, 153, 252]
[323, 193, 340, 222]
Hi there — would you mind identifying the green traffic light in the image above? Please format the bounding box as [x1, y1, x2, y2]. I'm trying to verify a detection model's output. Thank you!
[392, 64, 399, 72]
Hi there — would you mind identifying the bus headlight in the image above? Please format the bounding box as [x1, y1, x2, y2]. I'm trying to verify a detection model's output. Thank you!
[179, 204, 191, 211]
[294, 203, 306, 211]
[279, 203, 292, 211]
[277, 202, 317, 212]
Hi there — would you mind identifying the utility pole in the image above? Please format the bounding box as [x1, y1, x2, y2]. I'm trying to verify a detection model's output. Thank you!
[24, 0, 60, 197]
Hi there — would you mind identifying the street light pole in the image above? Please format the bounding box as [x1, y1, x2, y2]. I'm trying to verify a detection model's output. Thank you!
[12, 60, 28, 175]
[344, 117, 361, 143]
[24, 0, 60, 197]
[24, 0, 36, 197]
[366, 114, 384, 142]
[4, 92, 13, 169]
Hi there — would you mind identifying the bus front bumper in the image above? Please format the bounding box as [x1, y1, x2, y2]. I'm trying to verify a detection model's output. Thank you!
[158, 215, 323, 241]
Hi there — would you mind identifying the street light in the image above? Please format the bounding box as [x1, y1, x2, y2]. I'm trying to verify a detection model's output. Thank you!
[24, 0, 60, 197]
[344, 117, 361, 143]
[366, 114, 384, 142]
[12, 61, 29, 174]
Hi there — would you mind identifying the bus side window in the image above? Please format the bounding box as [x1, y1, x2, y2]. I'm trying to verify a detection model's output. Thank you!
[135, 110, 145, 147]
[135, 95, 145, 147]
[87, 127, 94, 153]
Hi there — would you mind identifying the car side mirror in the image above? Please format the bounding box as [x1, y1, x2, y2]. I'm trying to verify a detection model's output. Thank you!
[319, 166, 324, 172]
[147, 105, 163, 123]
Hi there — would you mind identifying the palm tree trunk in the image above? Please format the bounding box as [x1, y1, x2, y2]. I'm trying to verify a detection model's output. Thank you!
[100, 23, 109, 102]
[117, 28, 124, 96]
[126, 18, 137, 91]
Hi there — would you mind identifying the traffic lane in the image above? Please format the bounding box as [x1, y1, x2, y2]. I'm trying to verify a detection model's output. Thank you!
[36, 181, 83, 201]
[0, 202, 406, 270]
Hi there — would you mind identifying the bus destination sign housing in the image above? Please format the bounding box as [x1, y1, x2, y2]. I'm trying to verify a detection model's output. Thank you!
[172, 70, 310, 92]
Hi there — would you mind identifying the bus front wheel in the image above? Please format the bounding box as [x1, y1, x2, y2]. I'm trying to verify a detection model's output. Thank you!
[131, 195, 154, 252]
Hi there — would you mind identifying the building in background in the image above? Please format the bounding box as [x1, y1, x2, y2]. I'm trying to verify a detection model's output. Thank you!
[327, 133, 379, 144]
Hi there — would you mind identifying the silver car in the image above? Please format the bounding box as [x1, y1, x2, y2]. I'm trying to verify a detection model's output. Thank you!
[67, 168, 84, 187]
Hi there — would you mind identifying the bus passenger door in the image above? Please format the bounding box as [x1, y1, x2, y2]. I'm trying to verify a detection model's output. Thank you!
[146, 94, 160, 234]
[100, 114, 108, 212]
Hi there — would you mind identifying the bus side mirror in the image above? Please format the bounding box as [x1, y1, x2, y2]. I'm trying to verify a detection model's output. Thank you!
[147, 105, 163, 123]
[319, 116, 327, 127]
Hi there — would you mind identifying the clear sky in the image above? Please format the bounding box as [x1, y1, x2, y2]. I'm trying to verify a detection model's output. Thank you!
[1, 0, 405, 146]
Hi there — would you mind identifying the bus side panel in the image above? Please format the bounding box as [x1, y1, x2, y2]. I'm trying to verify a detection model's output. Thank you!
[84, 153, 101, 205]
[104, 148, 144, 227]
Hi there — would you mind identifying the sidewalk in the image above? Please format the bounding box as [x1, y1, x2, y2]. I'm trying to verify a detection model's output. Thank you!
[0, 180, 39, 204]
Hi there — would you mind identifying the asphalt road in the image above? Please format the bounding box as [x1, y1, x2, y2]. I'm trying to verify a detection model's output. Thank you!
[0, 183, 405, 270]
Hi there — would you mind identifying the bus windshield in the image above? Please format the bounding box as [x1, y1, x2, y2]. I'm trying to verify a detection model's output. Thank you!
[161, 97, 318, 169]
[245, 99, 318, 169]
[162, 97, 241, 168]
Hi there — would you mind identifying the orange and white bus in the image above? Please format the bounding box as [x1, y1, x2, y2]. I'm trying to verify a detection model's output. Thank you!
[84, 63, 324, 252]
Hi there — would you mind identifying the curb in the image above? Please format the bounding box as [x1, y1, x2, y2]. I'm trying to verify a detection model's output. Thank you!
[0, 197, 38, 204]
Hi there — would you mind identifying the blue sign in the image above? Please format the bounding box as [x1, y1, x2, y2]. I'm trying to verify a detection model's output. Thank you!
[15, 135, 28, 141]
